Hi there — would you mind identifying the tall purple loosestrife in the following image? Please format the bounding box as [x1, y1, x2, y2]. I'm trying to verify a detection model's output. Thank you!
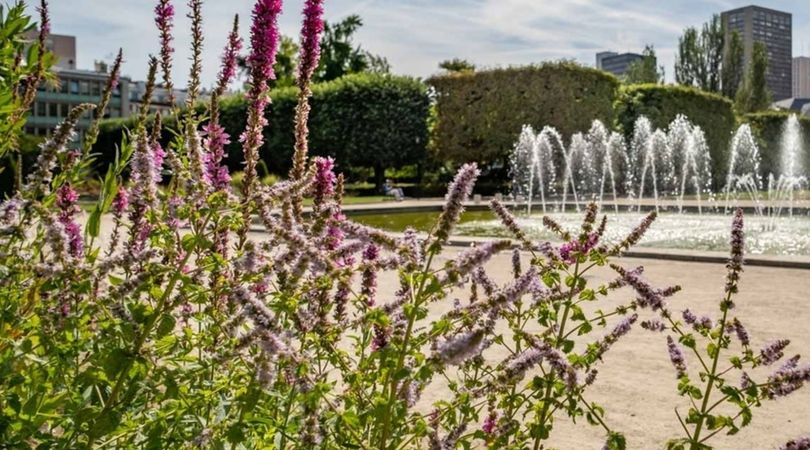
[84, 48, 123, 152]
[155, 0, 175, 105]
[238, 0, 283, 245]
[290, 0, 325, 218]
[186, 0, 203, 108]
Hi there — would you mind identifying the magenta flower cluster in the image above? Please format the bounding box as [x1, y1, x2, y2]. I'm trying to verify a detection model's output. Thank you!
[297, 0, 324, 85]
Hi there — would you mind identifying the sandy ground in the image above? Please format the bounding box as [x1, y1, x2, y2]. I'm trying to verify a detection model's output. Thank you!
[391, 248, 810, 450]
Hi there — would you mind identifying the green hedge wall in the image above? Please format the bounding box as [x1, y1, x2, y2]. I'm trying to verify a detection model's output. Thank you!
[428, 62, 619, 166]
[615, 84, 736, 188]
[742, 111, 810, 179]
[94, 73, 429, 180]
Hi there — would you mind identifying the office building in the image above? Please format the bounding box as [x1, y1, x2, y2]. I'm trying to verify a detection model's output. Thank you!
[595, 51, 644, 77]
[26, 66, 132, 139]
[721, 5, 792, 100]
[793, 56, 810, 98]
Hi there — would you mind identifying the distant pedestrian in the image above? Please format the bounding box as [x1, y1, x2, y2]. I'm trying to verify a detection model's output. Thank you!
[383, 179, 404, 201]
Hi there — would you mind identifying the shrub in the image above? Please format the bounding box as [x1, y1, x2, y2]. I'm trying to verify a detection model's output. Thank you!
[429, 62, 619, 166]
[742, 111, 810, 178]
[616, 84, 736, 188]
[93, 73, 430, 187]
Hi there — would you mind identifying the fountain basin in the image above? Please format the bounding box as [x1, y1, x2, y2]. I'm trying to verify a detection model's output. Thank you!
[351, 209, 810, 256]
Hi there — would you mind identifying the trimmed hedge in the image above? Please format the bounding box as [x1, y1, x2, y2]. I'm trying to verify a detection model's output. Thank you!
[742, 111, 810, 179]
[615, 84, 736, 188]
[94, 73, 430, 183]
[428, 62, 619, 165]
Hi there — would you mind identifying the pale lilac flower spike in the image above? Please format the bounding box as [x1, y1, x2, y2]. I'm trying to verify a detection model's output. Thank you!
[780, 436, 810, 450]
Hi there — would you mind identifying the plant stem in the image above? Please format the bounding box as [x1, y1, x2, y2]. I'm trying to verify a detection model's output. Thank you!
[533, 260, 580, 450]
[378, 252, 434, 450]
[689, 290, 732, 449]
[85, 250, 194, 448]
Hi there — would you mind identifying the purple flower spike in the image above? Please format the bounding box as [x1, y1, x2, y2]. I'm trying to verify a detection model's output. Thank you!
[780, 436, 810, 450]
[666, 335, 687, 378]
[760, 339, 791, 366]
[297, 0, 324, 86]
[248, 0, 283, 83]
[239, 0, 283, 199]
[216, 15, 243, 94]
[725, 208, 745, 294]
[56, 184, 83, 258]
[433, 163, 479, 247]
[313, 156, 336, 205]
[154, 0, 175, 99]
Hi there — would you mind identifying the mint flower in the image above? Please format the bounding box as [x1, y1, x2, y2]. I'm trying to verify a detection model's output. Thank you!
[666, 336, 687, 378]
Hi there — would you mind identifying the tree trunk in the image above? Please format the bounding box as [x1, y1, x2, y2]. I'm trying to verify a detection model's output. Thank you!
[374, 163, 385, 193]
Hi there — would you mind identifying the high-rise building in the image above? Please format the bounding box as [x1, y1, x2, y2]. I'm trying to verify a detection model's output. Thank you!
[595, 51, 644, 77]
[793, 56, 810, 98]
[721, 5, 792, 101]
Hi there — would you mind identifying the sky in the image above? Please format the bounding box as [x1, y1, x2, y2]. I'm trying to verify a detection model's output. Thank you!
[24, 0, 810, 89]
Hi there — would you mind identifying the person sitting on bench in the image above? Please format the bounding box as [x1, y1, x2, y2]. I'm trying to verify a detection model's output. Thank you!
[383, 179, 404, 201]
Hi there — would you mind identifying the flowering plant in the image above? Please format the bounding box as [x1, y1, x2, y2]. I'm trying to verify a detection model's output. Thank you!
[0, 1, 807, 450]
[617, 208, 810, 450]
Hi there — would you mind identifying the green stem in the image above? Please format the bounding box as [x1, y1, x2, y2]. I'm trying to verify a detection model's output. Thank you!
[85, 250, 194, 448]
[378, 252, 435, 450]
[532, 260, 580, 450]
[689, 290, 732, 449]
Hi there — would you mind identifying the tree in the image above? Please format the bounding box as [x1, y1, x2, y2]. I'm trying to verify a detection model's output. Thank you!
[721, 31, 744, 98]
[675, 14, 724, 93]
[736, 42, 771, 113]
[272, 36, 299, 88]
[624, 45, 663, 84]
[315, 15, 389, 82]
[438, 58, 475, 73]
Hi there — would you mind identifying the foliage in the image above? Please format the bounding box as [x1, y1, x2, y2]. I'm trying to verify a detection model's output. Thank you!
[438, 58, 476, 73]
[735, 42, 772, 114]
[315, 14, 389, 82]
[0, 1, 55, 182]
[94, 73, 430, 185]
[742, 111, 810, 178]
[674, 14, 724, 94]
[624, 45, 663, 85]
[428, 62, 619, 166]
[720, 31, 744, 99]
[271, 35, 300, 88]
[615, 84, 736, 188]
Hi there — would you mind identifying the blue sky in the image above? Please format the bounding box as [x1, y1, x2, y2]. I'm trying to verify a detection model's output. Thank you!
[26, 0, 810, 88]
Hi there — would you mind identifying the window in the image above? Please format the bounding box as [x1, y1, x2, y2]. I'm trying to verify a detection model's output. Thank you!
[69, 80, 79, 94]
[79, 81, 89, 95]
[90, 81, 101, 96]
[49, 103, 59, 117]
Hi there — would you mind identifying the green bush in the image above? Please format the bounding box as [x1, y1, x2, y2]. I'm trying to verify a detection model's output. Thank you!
[742, 111, 810, 179]
[93, 73, 429, 185]
[428, 62, 619, 166]
[615, 84, 736, 188]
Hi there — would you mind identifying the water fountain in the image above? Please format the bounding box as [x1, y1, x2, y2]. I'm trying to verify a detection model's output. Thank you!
[494, 114, 810, 255]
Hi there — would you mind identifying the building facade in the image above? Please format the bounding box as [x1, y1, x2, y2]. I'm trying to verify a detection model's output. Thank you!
[793, 56, 810, 98]
[26, 67, 132, 140]
[595, 52, 643, 77]
[721, 5, 792, 101]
